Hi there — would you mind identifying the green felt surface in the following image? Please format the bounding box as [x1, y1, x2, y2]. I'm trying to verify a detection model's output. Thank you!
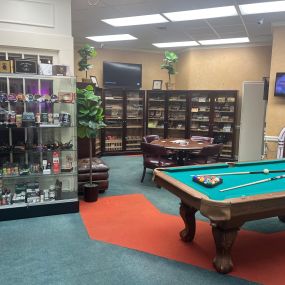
[162, 159, 285, 201]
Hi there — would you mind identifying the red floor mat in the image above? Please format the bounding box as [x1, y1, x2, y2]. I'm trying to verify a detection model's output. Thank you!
[80, 194, 285, 284]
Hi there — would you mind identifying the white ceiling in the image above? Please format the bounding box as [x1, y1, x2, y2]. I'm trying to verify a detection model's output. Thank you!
[71, 0, 285, 51]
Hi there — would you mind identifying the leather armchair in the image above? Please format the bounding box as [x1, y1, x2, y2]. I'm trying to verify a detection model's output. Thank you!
[142, 135, 160, 143]
[141, 142, 177, 182]
[186, 143, 224, 165]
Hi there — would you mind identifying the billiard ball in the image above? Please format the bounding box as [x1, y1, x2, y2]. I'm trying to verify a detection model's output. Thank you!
[263, 168, 270, 174]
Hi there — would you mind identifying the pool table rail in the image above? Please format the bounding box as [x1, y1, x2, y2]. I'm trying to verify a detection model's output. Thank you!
[153, 166, 285, 274]
[154, 168, 285, 222]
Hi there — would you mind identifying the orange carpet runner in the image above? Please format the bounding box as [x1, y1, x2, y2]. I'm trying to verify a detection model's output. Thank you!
[80, 194, 285, 285]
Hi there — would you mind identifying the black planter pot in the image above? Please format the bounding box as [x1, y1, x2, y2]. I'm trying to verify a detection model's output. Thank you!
[84, 183, 99, 202]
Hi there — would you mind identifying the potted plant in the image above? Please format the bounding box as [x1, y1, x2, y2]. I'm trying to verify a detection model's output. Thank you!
[161, 51, 178, 90]
[77, 85, 106, 201]
[78, 44, 97, 82]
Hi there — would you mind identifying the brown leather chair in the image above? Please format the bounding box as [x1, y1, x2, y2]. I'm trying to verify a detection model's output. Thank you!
[142, 135, 160, 143]
[143, 135, 176, 159]
[189, 136, 214, 156]
[141, 142, 177, 182]
[186, 143, 223, 165]
[190, 136, 214, 143]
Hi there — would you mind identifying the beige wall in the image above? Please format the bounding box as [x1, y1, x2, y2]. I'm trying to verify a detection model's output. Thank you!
[176, 46, 272, 92]
[74, 45, 271, 94]
[265, 26, 285, 158]
[176, 46, 272, 157]
[74, 44, 273, 157]
[74, 47, 171, 90]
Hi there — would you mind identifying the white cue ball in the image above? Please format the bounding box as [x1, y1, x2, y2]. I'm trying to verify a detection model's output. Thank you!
[263, 168, 270, 174]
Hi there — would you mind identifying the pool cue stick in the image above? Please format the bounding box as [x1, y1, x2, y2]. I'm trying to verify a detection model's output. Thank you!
[190, 169, 285, 176]
[219, 174, 285, 192]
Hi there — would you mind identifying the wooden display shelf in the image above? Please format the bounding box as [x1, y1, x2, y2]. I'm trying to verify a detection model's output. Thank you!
[127, 98, 143, 101]
[105, 98, 123, 101]
[190, 129, 209, 132]
[168, 118, 186, 121]
[213, 130, 233, 133]
[191, 119, 209, 122]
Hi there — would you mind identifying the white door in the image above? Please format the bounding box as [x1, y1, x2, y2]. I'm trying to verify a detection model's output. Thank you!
[238, 81, 266, 161]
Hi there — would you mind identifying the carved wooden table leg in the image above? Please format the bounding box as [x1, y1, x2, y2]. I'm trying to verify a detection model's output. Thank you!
[179, 202, 197, 242]
[212, 225, 239, 274]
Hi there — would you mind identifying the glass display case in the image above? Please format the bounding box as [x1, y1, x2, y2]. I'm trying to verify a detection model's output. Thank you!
[212, 92, 237, 159]
[101, 89, 237, 158]
[103, 89, 124, 152]
[189, 92, 211, 134]
[146, 91, 166, 138]
[189, 90, 237, 159]
[0, 74, 78, 221]
[126, 90, 144, 151]
[146, 91, 189, 139]
[102, 89, 145, 153]
[167, 91, 187, 138]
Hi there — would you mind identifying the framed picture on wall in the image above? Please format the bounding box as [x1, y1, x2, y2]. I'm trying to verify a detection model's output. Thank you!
[152, 80, 162, 90]
[90, 76, 99, 87]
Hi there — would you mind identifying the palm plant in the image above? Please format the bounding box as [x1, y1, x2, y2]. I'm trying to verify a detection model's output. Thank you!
[161, 51, 178, 84]
[77, 85, 106, 186]
[78, 44, 97, 79]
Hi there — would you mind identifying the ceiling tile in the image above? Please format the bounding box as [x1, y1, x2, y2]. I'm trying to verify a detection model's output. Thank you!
[71, 0, 284, 51]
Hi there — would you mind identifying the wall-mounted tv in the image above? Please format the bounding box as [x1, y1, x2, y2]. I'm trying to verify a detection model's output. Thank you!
[274, 72, 285, 96]
[103, 61, 142, 89]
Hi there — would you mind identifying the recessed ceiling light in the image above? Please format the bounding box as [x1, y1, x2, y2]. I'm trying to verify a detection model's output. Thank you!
[102, 14, 168, 27]
[153, 41, 199, 48]
[86, 34, 137, 42]
[163, 6, 238, 22]
[239, 1, 285, 15]
[199, 37, 250, 45]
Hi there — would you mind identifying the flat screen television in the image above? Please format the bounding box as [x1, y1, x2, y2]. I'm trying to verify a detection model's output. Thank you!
[274, 72, 285, 96]
[103, 61, 142, 89]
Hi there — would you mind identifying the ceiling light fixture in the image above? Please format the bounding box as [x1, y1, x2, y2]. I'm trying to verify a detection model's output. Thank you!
[163, 6, 238, 22]
[199, 37, 250, 45]
[102, 14, 168, 27]
[86, 34, 137, 42]
[153, 41, 199, 48]
[239, 1, 285, 15]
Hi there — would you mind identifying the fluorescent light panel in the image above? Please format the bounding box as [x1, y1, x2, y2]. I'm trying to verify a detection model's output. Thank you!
[163, 6, 237, 22]
[199, 37, 250, 45]
[86, 34, 137, 42]
[153, 41, 199, 48]
[102, 14, 168, 27]
[239, 1, 285, 15]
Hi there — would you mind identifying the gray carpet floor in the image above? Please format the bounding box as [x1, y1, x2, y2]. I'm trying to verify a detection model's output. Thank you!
[0, 155, 272, 285]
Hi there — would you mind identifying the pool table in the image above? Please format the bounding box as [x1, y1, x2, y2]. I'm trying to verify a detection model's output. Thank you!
[153, 159, 285, 274]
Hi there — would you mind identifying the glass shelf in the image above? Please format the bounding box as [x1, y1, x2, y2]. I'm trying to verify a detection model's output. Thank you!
[0, 73, 75, 80]
[0, 125, 75, 129]
[0, 171, 76, 180]
[0, 198, 78, 210]
[5, 101, 75, 105]
[0, 149, 75, 154]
